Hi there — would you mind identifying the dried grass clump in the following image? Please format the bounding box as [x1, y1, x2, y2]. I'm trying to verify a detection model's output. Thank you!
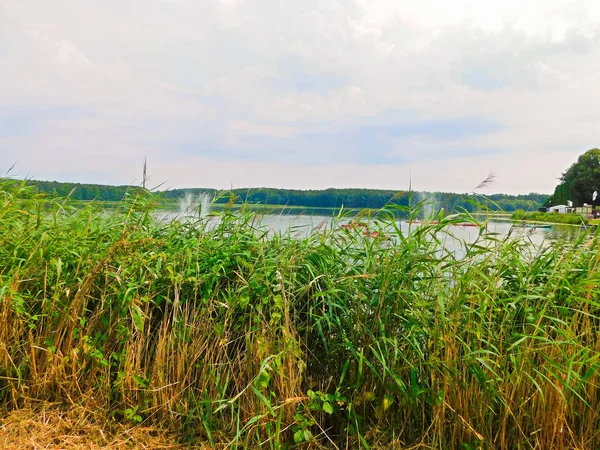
[0, 403, 196, 450]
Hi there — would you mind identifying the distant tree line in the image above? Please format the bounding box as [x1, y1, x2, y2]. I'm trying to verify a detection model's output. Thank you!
[162, 187, 547, 212]
[5, 179, 144, 202]
[10, 179, 548, 212]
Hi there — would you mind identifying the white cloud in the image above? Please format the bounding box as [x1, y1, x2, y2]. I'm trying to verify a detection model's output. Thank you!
[1, 0, 599, 193]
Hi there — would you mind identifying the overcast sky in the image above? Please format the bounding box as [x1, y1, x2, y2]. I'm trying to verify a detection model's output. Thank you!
[1, 0, 599, 193]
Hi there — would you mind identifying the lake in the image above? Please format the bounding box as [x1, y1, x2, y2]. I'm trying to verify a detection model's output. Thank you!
[157, 209, 587, 256]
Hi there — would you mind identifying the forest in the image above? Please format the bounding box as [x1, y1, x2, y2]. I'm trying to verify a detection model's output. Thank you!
[10, 178, 548, 212]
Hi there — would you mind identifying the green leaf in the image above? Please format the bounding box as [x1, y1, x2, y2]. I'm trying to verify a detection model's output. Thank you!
[294, 430, 303, 443]
[382, 394, 394, 411]
[251, 385, 275, 416]
[322, 401, 334, 414]
[255, 370, 271, 389]
[303, 429, 313, 441]
[239, 295, 250, 309]
[131, 305, 144, 332]
[273, 294, 284, 309]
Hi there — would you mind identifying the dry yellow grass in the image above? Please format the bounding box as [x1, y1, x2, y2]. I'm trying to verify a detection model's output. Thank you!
[0, 404, 202, 450]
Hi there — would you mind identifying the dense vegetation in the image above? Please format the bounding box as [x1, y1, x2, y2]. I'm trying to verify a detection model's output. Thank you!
[15, 178, 547, 212]
[1, 182, 599, 448]
[512, 210, 588, 225]
[9, 178, 145, 201]
[164, 187, 547, 212]
[547, 148, 600, 207]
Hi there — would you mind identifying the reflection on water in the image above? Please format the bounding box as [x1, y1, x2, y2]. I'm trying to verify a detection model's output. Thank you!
[156, 209, 590, 256]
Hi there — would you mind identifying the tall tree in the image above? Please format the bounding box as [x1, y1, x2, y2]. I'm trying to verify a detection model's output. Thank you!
[549, 148, 600, 206]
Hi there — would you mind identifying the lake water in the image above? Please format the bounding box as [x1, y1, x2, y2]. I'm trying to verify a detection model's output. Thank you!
[157, 209, 586, 254]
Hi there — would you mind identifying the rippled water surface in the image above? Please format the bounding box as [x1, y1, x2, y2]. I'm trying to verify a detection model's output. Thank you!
[156, 209, 587, 255]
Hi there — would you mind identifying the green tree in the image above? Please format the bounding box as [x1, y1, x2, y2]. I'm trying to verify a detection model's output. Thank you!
[549, 148, 600, 206]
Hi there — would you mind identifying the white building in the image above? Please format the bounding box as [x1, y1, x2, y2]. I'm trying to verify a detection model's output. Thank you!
[549, 205, 570, 214]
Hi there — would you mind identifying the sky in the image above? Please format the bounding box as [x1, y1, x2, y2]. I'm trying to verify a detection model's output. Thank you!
[1, 0, 599, 194]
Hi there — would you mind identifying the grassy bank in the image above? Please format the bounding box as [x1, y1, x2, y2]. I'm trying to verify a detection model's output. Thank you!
[512, 210, 588, 225]
[1, 182, 600, 449]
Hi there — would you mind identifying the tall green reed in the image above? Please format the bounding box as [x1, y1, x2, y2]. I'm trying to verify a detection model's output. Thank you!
[0, 182, 599, 449]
